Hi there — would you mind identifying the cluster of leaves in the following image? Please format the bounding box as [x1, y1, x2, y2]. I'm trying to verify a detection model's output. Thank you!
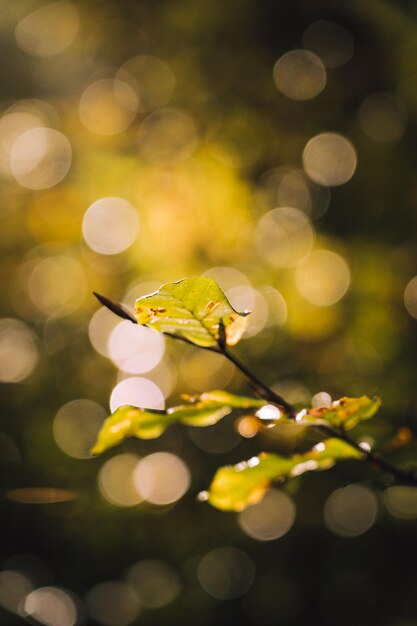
[92, 277, 382, 511]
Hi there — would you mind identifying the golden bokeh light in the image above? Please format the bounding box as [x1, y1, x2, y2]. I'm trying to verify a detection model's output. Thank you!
[133, 452, 190, 505]
[53, 399, 106, 459]
[0, 103, 53, 178]
[108, 321, 165, 375]
[122, 280, 161, 305]
[311, 391, 332, 408]
[203, 266, 251, 291]
[259, 167, 311, 214]
[15, 1, 79, 58]
[0, 570, 32, 614]
[256, 404, 281, 421]
[134, 358, 177, 400]
[0, 318, 39, 383]
[238, 489, 296, 541]
[277, 169, 312, 213]
[118, 55, 176, 112]
[358, 93, 407, 143]
[303, 133, 357, 186]
[89, 307, 121, 357]
[5, 488, 78, 504]
[126, 559, 181, 608]
[180, 348, 235, 391]
[98, 454, 143, 507]
[226, 286, 269, 337]
[197, 547, 255, 600]
[109, 377, 165, 413]
[255, 207, 315, 268]
[263, 287, 288, 326]
[295, 249, 350, 306]
[10, 128, 72, 190]
[82, 197, 140, 255]
[302, 20, 354, 68]
[23, 586, 78, 626]
[384, 486, 417, 519]
[324, 484, 378, 537]
[259, 166, 331, 219]
[86, 581, 141, 626]
[137, 108, 198, 165]
[235, 416, 259, 438]
[28, 255, 87, 317]
[272, 380, 311, 406]
[79, 79, 139, 135]
[404, 276, 417, 319]
[273, 50, 326, 101]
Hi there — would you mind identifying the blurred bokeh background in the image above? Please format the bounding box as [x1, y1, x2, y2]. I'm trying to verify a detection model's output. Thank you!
[2, 0, 417, 624]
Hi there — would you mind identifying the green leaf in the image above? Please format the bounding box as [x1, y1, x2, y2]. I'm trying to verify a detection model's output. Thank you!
[135, 276, 250, 347]
[183, 389, 265, 409]
[297, 396, 381, 430]
[92, 390, 265, 454]
[205, 438, 363, 511]
[92, 404, 231, 454]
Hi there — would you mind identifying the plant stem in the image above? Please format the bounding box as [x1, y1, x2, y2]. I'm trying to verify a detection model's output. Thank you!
[340, 431, 417, 486]
[220, 346, 295, 416]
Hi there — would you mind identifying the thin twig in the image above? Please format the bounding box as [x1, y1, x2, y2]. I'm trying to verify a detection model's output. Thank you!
[219, 345, 295, 416]
[339, 431, 417, 486]
[93, 292, 137, 323]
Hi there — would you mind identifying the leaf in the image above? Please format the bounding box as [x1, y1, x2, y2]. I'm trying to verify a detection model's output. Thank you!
[205, 438, 363, 511]
[296, 396, 381, 430]
[92, 390, 265, 454]
[183, 389, 265, 409]
[92, 404, 231, 454]
[135, 276, 250, 347]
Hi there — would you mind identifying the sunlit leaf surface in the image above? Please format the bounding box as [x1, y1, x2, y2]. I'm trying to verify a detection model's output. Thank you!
[297, 396, 381, 430]
[135, 276, 250, 347]
[92, 390, 265, 454]
[182, 389, 265, 409]
[206, 439, 363, 511]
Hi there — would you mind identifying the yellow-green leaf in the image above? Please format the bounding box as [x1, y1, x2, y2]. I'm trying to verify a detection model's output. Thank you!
[298, 396, 381, 430]
[206, 438, 363, 511]
[183, 389, 265, 409]
[91, 390, 266, 454]
[135, 276, 249, 347]
[92, 403, 232, 454]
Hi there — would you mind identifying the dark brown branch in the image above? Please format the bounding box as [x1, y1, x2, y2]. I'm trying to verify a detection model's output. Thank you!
[93, 292, 137, 323]
[341, 432, 417, 486]
[219, 345, 295, 416]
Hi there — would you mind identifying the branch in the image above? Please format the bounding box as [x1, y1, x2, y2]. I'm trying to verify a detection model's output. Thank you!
[219, 345, 295, 416]
[339, 431, 417, 486]
[93, 291, 417, 486]
[93, 292, 137, 323]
